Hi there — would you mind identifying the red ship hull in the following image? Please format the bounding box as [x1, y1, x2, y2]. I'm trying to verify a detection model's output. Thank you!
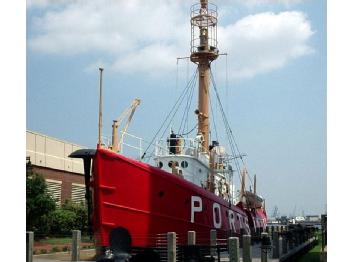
[90, 147, 267, 248]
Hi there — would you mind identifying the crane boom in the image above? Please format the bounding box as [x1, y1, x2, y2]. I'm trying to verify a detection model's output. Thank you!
[111, 98, 141, 152]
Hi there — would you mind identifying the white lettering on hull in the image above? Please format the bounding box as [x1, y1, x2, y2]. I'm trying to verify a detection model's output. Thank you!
[212, 203, 222, 229]
[191, 196, 203, 223]
[228, 209, 236, 231]
[191, 196, 240, 230]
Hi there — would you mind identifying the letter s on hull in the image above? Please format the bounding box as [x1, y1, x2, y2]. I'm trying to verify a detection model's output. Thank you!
[191, 196, 202, 223]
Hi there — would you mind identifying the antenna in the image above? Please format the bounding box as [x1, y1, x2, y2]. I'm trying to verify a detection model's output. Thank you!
[98, 68, 104, 146]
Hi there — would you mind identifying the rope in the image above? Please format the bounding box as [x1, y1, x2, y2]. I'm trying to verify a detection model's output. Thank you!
[141, 69, 198, 159]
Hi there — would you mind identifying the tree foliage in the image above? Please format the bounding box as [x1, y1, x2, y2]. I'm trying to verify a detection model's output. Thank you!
[26, 165, 56, 235]
[26, 162, 89, 237]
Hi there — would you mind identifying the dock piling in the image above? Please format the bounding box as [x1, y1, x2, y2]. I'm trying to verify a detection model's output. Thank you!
[228, 237, 240, 262]
[187, 231, 196, 245]
[71, 230, 81, 261]
[243, 235, 252, 262]
[26, 231, 34, 262]
[210, 229, 217, 257]
[167, 232, 177, 262]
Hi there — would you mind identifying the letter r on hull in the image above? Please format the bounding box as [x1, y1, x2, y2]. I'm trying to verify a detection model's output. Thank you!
[191, 196, 202, 223]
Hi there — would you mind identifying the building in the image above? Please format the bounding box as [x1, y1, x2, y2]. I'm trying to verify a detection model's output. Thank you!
[26, 130, 86, 205]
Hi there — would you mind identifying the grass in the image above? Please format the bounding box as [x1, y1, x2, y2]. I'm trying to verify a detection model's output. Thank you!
[296, 234, 323, 262]
[38, 236, 93, 245]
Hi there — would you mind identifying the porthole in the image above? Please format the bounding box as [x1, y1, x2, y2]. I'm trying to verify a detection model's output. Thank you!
[198, 168, 202, 173]
[158, 161, 163, 168]
[181, 161, 188, 168]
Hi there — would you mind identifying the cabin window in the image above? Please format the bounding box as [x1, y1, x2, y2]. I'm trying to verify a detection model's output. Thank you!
[181, 161, 188, 168]
[158, 161, 163, 168]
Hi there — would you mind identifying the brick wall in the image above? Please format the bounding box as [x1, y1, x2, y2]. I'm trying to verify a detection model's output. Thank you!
[32, 165, 85, 204]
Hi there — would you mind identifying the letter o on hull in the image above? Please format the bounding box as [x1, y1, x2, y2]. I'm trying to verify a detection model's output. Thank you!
[213, 203, 222, 229]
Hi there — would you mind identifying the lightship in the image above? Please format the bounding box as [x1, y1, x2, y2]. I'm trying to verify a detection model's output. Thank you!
[71, 0, 267, 259]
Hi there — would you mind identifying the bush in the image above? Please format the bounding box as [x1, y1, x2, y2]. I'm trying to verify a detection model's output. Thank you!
[49, 209, 77, 236]
[40, 249, 47, 254]
[48, 200, 89, 236]
[26, 168, 56, 235]
[51, 246, 61, 253]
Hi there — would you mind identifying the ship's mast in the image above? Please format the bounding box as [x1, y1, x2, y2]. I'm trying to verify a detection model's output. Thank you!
[190, 0, 219, 153]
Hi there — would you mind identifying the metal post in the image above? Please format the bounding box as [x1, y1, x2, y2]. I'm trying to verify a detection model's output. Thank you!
[228, 237, 240, 262]
[188, 231, 196, 245]
[26, 231, 34, 262]
[71, 230, 81, 261]
[210, 229, 217, 257]
[98, 67, 103, 146]
[243, 235, 252, 262]
[272, 231, 279, 259]
[167, 232, 176, 262]
[282, 235, 288, 254]
[260, 232, 268, 262]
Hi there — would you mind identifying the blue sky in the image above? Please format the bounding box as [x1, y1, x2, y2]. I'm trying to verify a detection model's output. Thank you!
[26, 0, 326, 216]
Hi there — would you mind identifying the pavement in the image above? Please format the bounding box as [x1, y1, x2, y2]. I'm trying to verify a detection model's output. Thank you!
[219, 243, 279, 262]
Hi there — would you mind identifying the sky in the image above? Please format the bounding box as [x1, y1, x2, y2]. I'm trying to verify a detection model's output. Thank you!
[26, 0, 326, 217]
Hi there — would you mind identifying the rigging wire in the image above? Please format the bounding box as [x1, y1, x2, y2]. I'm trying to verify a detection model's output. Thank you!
[209, 88, 218, 142]
[141, 69, 198, 159]
[209, 68, 255, 190]
[178, 74, 196, 135]
[209, 68, 245, 185]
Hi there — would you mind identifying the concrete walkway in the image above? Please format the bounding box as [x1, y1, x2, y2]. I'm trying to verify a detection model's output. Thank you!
[219, 243, 279, 262]
[33, 245, 279, 262]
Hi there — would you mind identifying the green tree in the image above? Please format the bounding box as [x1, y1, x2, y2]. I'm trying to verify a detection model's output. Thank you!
[26, 164, 56, 236]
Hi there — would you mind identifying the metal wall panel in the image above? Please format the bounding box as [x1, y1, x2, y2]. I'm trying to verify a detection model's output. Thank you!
[64, 143, 73, 172]
[26, 132, 36, 164]
[35, 134, 46, 166]
[26, 131, 85, 174]
[46, 138, 65, 170]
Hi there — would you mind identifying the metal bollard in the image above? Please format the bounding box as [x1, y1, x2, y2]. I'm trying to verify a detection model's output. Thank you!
[167, 232, 177, 262]
[71, 230, 81, 261]
[272, 231, 280, 259]
[188, 231, 196, 245]
[243, 235, 252, 262]
[228, 237, 240, 262]
[210, 229, 217, 257]
[26, 231, 34, 262]
[260, 232, 270, 262]
[282, 235, 288, 254]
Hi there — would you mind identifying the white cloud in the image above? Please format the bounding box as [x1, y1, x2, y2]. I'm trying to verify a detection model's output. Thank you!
[219, 11, 314, 78]
[28, 0, 314, 79]
[236, 0, 303, 7]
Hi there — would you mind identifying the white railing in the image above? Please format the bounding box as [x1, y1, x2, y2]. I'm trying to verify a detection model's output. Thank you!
[155, 137, 202, 157]
[119, 132, 143, 160]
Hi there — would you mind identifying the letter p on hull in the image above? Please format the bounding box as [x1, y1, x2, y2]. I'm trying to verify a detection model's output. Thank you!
[191, 196, 202, 223]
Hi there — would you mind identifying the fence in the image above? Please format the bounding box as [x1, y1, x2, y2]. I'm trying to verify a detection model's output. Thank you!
[27, 225, 319, 262]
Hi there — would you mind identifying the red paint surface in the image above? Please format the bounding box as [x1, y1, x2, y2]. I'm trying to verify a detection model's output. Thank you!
[91, 148, 267, 248]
